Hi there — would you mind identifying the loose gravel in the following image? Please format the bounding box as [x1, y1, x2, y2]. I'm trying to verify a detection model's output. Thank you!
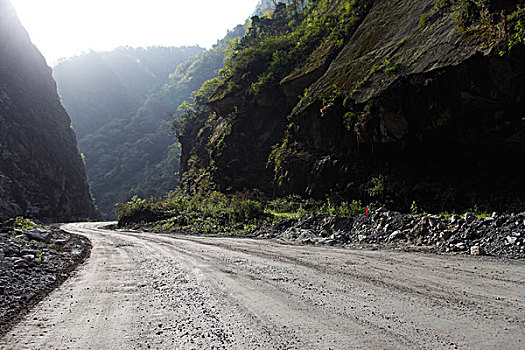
[250, 209, 525, 258]
[0, 223, 91, 336]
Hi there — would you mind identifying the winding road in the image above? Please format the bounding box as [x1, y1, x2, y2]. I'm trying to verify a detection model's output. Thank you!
[1, 222, 524, 349]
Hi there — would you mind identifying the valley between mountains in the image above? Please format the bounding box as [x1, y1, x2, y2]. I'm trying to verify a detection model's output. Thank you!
[1, 223, 523, 350]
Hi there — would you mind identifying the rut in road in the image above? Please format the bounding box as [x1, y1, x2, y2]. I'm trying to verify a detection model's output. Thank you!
[0, 222, 524, 349]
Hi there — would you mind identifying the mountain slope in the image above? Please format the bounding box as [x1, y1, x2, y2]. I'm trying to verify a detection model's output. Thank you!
[0, 0, 98, 222]
[54, 47, 204, 218]
[180, 0, 525, 212]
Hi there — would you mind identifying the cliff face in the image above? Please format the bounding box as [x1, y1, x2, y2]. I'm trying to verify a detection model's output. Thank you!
[277, 0, 525, 211]
[184, 0, 525, 212]
[0, 0, 99, 222]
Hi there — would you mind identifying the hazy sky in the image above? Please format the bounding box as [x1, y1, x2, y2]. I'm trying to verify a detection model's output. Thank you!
[11, 0, 260, 65]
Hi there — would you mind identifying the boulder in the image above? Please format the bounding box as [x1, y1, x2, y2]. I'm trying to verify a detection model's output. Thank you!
[23, 228, 51, 243]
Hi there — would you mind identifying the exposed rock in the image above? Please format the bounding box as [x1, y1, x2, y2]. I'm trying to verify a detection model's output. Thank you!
[0, 226, 91, 336]
[250, 209, 525, 259]
[23, 228, 51, 243]
[275, 0, 525, 211]
[0, 0, 99, 222]
[470, 245, 483, 256]
[183, 0, 525, 213]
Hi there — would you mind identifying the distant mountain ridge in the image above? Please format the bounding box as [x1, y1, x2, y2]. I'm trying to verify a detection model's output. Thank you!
[53, 46, 205, 218]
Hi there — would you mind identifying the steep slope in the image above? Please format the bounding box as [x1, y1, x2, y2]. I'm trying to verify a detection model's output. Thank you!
[274, 0, 525, 212]
[0, 0, 98, 222]
[181, 0, 525, 212]
[53, 47, 204, 218]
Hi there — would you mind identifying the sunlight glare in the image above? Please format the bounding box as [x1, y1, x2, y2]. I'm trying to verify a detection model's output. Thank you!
[10, 0, 260, 64]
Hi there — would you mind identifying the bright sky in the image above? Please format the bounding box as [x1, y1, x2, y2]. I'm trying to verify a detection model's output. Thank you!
[11, 0, 260, 65]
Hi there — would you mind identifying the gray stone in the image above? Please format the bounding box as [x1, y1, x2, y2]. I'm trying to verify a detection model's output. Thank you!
[439, 230, 453, 240]
[464, 213, 477, 225]
[358, 234, 367, 242]
[470, 245, 484, 256]
[24, 228, 51, 243]
[450, 215, 461, 225]
[506, 236, 517, 245]
[13, 259, 28, 269]
[22, 254, 34, 261]
[455, 242, 467, 251]
[388, 230, 402, 241]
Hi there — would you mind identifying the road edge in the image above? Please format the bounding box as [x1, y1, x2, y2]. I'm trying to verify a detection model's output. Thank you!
[0, 229, 92, 338]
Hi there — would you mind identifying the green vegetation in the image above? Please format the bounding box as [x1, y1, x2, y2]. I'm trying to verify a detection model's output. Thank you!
[116, 191, 365, 234]
[215, 0, 372, 98]
[54, 47, 205, 218]
[14, 217, 38, 231]
[432, 0, 525, 55]
[54, 34, 244, 218]
[176, 0, 373, 196]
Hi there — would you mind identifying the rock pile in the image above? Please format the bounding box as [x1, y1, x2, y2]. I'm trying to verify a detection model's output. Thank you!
[250, 209, 525, 259]
[0, 221, 91, 336]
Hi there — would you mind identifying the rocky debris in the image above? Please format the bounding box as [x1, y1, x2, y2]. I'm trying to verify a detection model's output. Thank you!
[21, 228, 51, 243]
[0, 223, 91, 336]
[249, 209, 525, 259]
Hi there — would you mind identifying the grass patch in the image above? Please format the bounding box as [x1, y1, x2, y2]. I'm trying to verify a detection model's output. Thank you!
[116, 191, 366, 234]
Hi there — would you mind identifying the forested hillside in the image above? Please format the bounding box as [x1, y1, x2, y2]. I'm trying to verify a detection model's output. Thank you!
[54, 47, 206, 217]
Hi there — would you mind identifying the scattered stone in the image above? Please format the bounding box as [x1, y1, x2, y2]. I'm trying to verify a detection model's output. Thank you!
[449, 214, 461, 225]
[455, 242, 467, 251]
[249, 209, 525, 259]
[0, 227, 91, 336]
[23, 228, 51, 243]
[464, 213, 477, 225]
[470, 245, 484, 256]
[388, 230, 402, 241]
[0, 219, 15, 233]
[13, 259, 28, 269]
[22, 254, 34, 262]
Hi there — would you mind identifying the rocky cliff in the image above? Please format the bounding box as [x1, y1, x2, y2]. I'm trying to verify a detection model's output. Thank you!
[0, 0, 99, 222]
[182, 0, 525, 212]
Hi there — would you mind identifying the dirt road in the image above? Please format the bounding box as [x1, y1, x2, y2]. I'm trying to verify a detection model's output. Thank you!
[1, 223, 523, 349]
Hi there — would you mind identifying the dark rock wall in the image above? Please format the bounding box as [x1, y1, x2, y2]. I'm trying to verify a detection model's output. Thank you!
[0, 0, 99, 222]
[208, 86, 291, 193]
[193, 0, 524, 212]
[279, 0, 525, 211]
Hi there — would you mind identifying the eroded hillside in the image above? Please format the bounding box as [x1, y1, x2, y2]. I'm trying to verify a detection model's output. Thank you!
[180, 0, 525, 213]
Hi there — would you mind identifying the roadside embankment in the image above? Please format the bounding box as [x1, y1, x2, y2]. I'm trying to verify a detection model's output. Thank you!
[250, 209, 525, 259]
[0, 220, 91, 336]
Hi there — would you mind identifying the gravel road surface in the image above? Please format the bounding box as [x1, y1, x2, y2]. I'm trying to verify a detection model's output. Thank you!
[1, 222, 523, 349]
